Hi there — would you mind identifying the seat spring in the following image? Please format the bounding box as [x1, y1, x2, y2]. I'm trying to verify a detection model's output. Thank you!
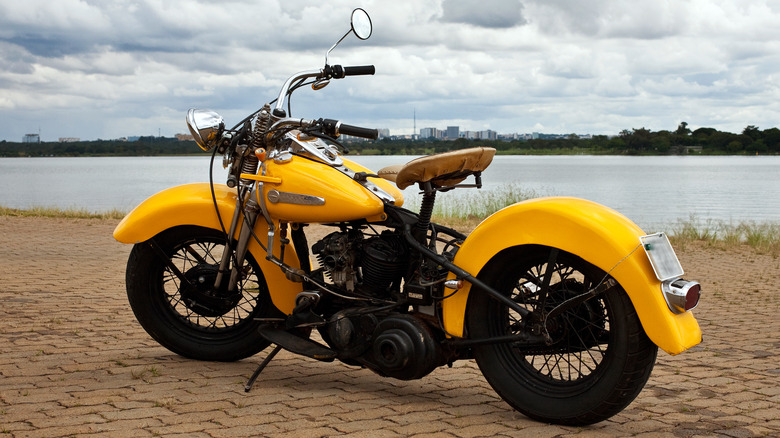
[415, 190, 436, 237]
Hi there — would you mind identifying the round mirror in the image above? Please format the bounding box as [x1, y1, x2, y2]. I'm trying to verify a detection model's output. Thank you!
[351, 8, 372, 40]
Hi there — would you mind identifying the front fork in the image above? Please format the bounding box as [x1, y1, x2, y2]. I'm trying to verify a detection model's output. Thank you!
[214, 183, 264, 293]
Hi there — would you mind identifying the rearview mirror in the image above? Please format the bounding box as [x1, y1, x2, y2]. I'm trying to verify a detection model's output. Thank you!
[351, 8, 372, 40]
[325, 8, 373, 65]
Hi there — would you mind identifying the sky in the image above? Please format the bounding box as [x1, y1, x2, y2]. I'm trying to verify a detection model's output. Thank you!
[1, 0, 780, 141]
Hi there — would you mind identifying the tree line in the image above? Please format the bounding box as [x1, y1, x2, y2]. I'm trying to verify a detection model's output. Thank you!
[2, 124, 778, 157]
[347, 123, 780, 156]
[0, 136, 205, 157]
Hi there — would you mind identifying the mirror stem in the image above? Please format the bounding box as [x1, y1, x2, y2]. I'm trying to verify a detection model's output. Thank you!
[325, 29, 353, 66]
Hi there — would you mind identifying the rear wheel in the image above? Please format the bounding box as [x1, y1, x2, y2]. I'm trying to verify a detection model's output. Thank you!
[126, 226, 279, 361]
[467, 245, 657, 425]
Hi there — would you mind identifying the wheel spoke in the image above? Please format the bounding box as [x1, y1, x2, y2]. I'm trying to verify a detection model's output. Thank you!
[153, 238, 266, 332]
[505, 258, 614, 381]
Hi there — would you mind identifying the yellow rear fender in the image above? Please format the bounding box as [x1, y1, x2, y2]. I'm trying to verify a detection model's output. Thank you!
[443, 197, 702, 355]
[113, 183, 302, 314]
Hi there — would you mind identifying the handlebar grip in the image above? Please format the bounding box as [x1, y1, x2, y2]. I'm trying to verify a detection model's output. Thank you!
[339, 123, 379, 140]
[343, 65, 375, 76]
[329, 65, 376, 79]
[320, 118, 379, 140]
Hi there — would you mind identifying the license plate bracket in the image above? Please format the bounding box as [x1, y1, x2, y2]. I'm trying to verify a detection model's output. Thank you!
[640, 232, 684, 281]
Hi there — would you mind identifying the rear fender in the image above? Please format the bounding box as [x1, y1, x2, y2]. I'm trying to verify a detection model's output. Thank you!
[442, 197, 702, 355]
[113, 183, 302, 314]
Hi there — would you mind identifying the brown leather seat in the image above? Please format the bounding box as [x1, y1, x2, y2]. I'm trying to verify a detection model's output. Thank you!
[377, 147, 496, 190]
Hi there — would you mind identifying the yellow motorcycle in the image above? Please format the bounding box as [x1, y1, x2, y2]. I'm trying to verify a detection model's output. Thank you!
[114, 9, 701, 425]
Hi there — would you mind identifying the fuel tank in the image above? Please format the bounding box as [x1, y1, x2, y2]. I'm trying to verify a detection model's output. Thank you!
[260, 154, 403, 223]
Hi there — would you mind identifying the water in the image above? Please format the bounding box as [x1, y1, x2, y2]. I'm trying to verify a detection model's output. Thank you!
[1, 155, 778, 229]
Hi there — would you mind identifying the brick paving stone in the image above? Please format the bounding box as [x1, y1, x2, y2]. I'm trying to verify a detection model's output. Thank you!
[1, 217, 779, 438]
[450, 422, 528, 437]
[332, 418, 399, 434]
[269, 426, 342, 438]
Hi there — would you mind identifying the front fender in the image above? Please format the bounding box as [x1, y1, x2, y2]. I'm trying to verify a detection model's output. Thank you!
[443, 197, 702, 355]
[113, 183, 302, 314]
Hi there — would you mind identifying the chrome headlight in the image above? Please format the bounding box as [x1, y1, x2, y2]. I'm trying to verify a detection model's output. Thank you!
[186, 108, 224, 151]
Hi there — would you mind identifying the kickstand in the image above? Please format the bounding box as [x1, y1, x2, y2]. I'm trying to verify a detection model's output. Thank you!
[244, 344, 282, 392]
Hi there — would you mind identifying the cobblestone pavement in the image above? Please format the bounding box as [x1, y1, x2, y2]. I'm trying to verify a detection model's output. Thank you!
[1, 216, 778, 437]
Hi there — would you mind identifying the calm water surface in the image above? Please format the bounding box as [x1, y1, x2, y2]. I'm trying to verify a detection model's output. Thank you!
[0, 155, 777, 228]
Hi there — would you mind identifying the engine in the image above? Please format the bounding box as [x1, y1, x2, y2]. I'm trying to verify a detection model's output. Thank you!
[312, 230, 407, 298]
[325, 311, 446, 380]
[313, 229, 455, 380]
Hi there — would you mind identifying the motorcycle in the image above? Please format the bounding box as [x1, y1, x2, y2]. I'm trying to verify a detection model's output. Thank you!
[113, 9, 702, 425]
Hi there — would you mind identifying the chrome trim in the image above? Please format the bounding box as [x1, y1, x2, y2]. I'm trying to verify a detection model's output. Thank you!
[661, 278, 701, 314]
[444, 279, 463, 290]
[267, 190, 325, 206]
[334, 164, 396, 204]
[270, 150, 293, 164]
[274, 70, 323, 115]
[285, 132, 343, 166]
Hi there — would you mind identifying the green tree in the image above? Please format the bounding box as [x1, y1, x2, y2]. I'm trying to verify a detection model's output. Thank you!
[742, 125, 761, 140]
[675, 121, 691, 136]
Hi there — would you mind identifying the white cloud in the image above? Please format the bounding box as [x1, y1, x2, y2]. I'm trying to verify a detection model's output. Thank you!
[1, 0, 780, 140]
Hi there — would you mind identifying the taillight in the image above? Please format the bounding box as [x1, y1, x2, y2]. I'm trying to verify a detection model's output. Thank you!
[662, 279, 701, 314]
[684, 282, 701, 311]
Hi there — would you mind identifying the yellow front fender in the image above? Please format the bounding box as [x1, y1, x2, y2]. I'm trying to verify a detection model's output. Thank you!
[113, 183, 302, 314]
[443, 197, 702, 355]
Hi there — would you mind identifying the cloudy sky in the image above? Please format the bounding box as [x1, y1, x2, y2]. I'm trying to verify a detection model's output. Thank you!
[2, 0, 779, 141]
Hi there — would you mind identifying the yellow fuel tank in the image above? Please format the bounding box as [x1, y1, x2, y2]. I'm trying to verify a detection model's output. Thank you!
[259, 155, 402, 223]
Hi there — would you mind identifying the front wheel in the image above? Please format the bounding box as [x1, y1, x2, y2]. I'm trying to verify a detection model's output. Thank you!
[126, 226, 279, 361]
[467, 245, 658, 425]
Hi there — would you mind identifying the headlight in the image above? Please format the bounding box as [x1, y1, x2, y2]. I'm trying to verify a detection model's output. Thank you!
[186, 108, 224, 151]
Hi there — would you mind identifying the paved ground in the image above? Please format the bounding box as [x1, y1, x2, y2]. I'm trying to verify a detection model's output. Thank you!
[1, 215, 778, 437]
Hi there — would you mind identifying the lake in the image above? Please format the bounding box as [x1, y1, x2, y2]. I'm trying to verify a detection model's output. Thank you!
[1, 155, 777, 230]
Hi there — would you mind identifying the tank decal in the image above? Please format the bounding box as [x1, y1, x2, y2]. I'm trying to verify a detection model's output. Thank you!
[267, 190, 325, 206]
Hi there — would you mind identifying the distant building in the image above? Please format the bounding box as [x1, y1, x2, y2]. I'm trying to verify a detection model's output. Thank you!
[23, 134, 40, 143]
[446, 126, 459, 140]
[58, 137, 80, 143]
[420, 127, 443, 139]
[480, 130, 497, 140]
[176, 133, 194, 141]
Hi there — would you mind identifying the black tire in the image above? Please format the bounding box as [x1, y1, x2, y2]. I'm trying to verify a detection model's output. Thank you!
[467, 245, 657, 425]
[126, 226, 279, 361]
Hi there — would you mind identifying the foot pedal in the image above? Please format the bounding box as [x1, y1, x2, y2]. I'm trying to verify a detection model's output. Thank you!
[258, 326, 336, 361]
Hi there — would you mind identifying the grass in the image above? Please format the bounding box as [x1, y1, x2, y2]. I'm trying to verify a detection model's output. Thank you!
[406, 182, 542, 227]
[0, 205, 126, 219]
[668, 214, 780, 255]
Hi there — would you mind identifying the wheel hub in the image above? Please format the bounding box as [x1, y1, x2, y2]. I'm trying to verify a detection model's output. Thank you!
[180, 264, 242, 317]
[543, 281, 607, 351]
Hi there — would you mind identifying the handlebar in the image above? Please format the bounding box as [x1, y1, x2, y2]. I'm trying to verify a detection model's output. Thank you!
[273, 65, 376, 116]
[320, 118, 379, 140]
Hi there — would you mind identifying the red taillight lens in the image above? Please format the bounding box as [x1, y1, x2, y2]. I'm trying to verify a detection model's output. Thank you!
[685, 283, 701, 311]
